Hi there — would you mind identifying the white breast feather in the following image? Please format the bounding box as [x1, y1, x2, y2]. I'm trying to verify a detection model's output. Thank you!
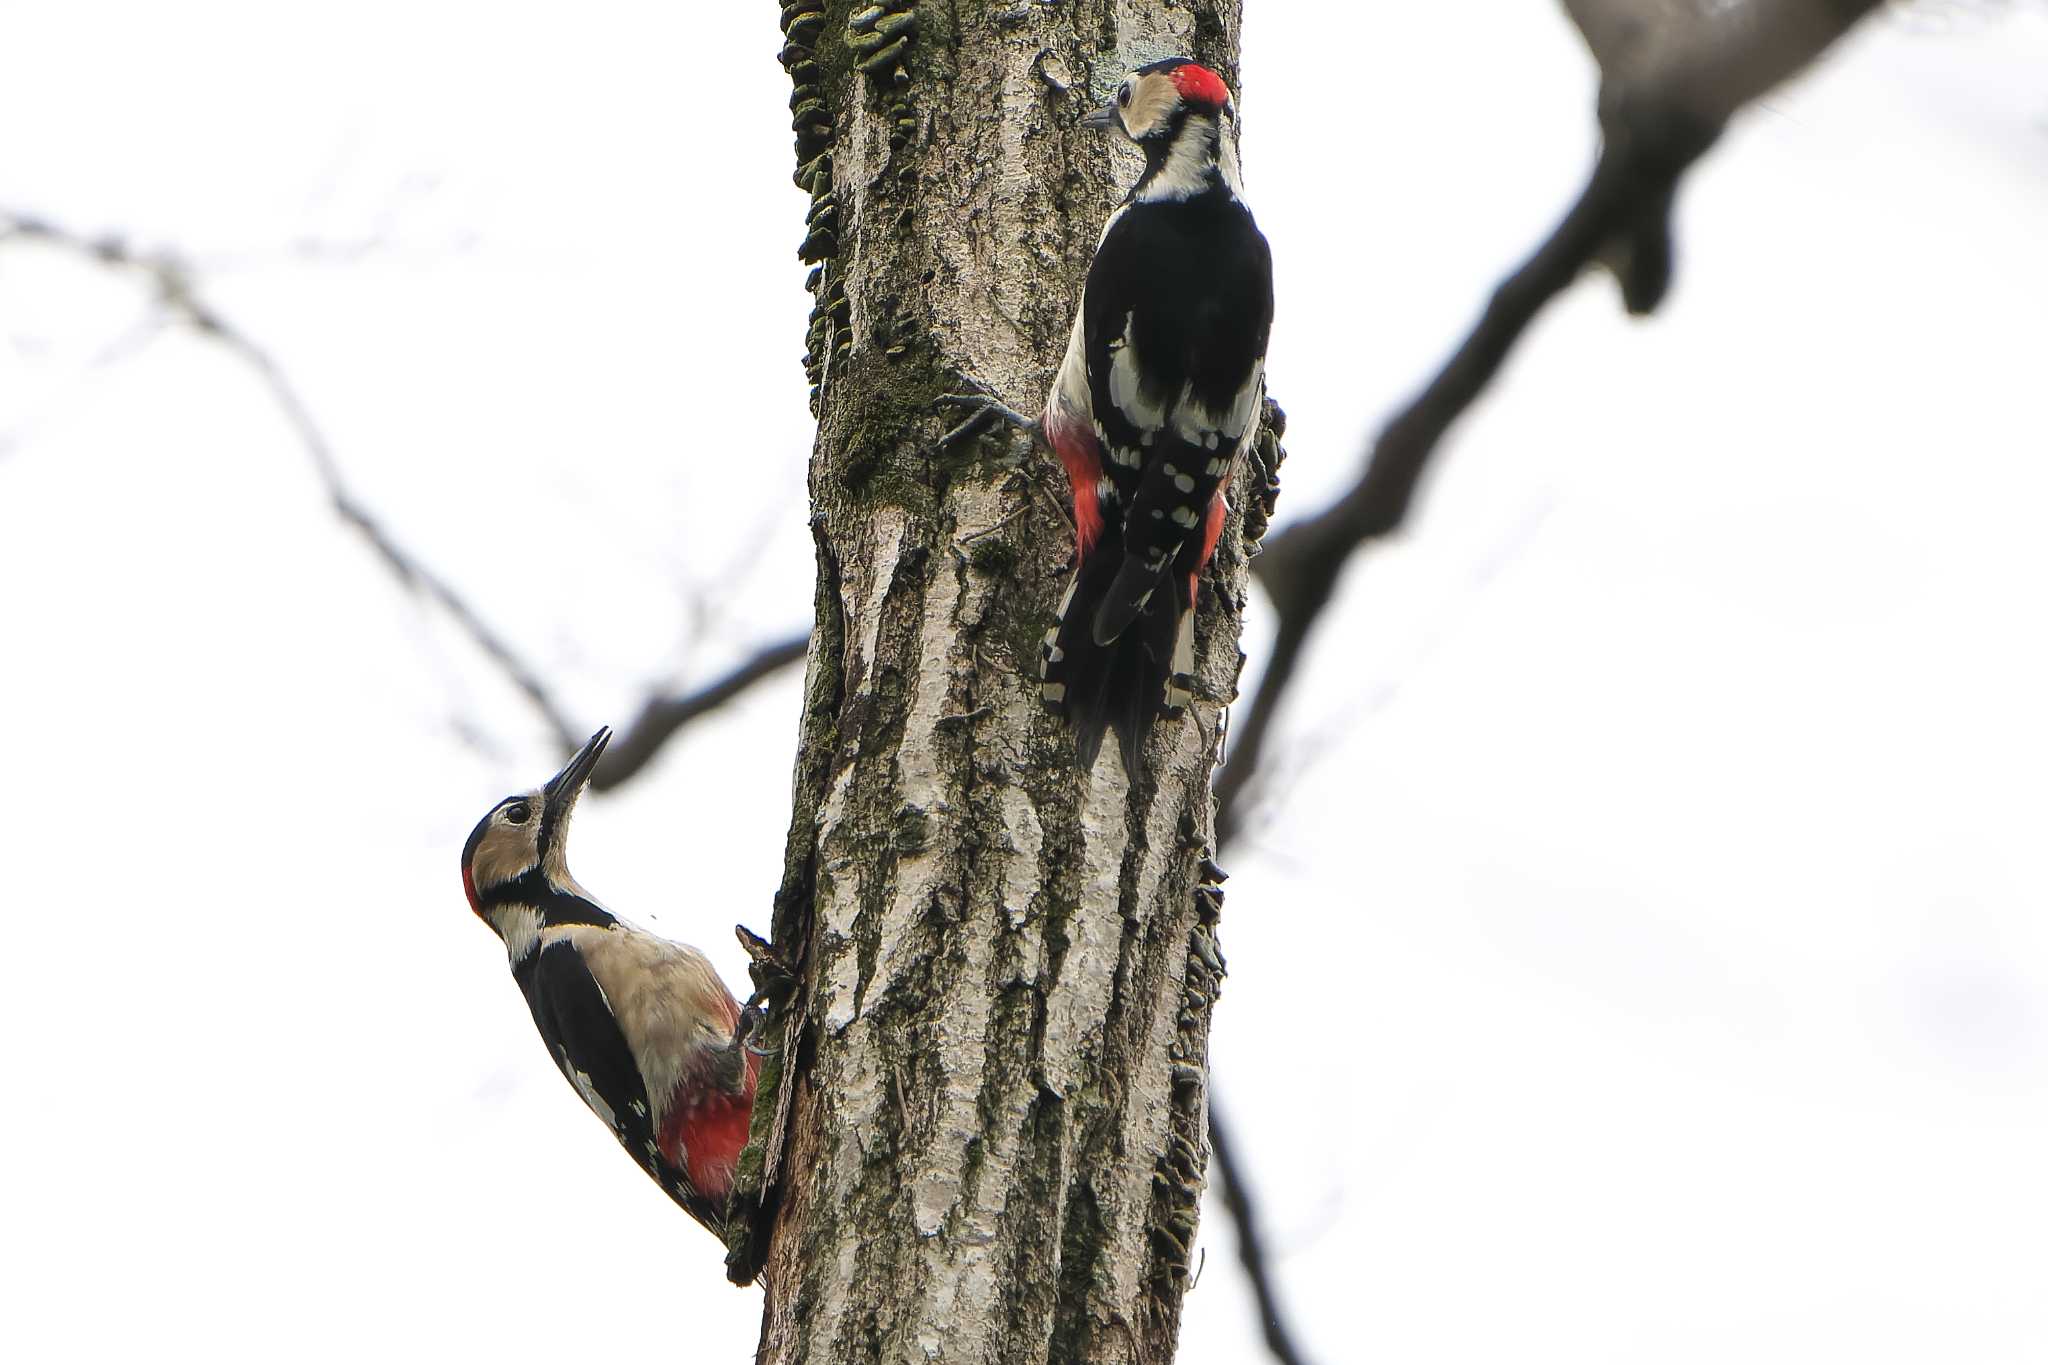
[556, 921, 733, 1131]
[489, 904, 543, 962]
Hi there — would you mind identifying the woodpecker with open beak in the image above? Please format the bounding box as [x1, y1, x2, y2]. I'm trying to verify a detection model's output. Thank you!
[460, 727, 758, 1243]
[943, 58, 1274, 778]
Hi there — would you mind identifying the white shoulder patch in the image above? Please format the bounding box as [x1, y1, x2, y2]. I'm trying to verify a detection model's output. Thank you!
[1168, 364, 1265, 451]
[558, 1050, 619, 1131]
[1106, 312, 1166, 431]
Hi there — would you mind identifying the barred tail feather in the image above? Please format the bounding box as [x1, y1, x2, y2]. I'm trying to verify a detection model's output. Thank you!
[1091, 554, 1167, 646]
[1042, 539, 1192, 780]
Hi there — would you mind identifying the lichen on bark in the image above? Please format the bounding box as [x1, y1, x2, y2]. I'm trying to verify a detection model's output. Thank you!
[734, 4, 1255, 1360]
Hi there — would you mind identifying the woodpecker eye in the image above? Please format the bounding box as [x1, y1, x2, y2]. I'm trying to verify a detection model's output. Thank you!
[1117, 82, 1131, 108]
[503, 801, 532, 825]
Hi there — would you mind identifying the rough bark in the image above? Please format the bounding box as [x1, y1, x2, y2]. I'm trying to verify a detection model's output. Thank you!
[732, 3, 1251, 1361]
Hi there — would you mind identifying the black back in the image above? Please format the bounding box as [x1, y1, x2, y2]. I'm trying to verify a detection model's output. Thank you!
[1082, 190, 1273, 484]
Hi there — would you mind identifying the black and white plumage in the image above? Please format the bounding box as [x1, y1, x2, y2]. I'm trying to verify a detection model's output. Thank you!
[460, 728, 757, 1243]
[1038, 58, 1275, 778]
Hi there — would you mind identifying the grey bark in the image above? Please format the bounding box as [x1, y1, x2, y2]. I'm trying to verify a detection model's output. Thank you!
[732, 3, 1252, 1363]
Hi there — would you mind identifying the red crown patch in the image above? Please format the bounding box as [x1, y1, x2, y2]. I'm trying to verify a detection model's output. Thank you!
[1169, 63, 1231, 112]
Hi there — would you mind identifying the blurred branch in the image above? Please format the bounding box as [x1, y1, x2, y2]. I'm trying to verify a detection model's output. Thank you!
[0, 208, 581, 749]
[591, 633, 811, 790]
[1207, 1100, 1313, 1365]
[2, 208, 810, 771]
[1203, 8, 1887, 1355]
[1215, 0, 1882, 845]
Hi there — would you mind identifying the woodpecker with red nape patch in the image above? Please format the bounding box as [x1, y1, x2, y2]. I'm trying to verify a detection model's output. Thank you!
[1044, 60, 1274, 777]
[461, 727, 758, 1244]
[943, 58, 1273, 778]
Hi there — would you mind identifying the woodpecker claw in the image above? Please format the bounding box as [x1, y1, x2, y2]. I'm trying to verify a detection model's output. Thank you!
[734, 993, 775, 1058]
[936, 390, 1040, 449]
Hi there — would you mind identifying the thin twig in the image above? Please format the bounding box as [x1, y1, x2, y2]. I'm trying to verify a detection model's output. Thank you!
[0, 207, 582, 749]
[1207, 1099, 1313, 1365]
[592, 633, 811, 790]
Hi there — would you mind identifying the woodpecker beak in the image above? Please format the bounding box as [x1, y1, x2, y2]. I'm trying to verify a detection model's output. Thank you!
[544, 726, 612, 819]
[1078, 102, 1120, 132]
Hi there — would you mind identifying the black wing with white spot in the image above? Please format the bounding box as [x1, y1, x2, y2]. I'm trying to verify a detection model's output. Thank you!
[513, 939, 714, 1224]
[1080, 191, 1272, 642]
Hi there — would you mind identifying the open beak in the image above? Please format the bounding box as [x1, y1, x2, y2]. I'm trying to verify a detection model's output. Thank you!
[1078, 103, 1120, 131]
[543, 726, 612, 820]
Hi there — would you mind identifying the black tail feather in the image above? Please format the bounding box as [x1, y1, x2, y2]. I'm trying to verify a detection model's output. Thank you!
[1091, 555, 1166, 646]
[1042, 540, 1188, 781]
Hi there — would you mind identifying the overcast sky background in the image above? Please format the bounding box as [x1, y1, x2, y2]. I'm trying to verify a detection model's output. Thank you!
[4, 3, 2046, 1361]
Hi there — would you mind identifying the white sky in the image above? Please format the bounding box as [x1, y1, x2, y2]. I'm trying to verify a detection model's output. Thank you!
[3, 4, 2045, 1362]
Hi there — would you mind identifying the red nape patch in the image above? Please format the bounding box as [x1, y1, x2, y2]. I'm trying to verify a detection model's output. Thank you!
[462, 867, 481, 915]
[1170, 63, 1231, 112]
[1046, 414, 1106, 559]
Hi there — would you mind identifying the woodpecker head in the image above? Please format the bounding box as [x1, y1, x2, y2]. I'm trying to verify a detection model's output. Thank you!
[1080, 58, 1233, 144]
[461, 726, 611, 921]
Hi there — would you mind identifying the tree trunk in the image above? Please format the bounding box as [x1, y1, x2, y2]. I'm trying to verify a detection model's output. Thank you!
[731, 3, 1251, 1361]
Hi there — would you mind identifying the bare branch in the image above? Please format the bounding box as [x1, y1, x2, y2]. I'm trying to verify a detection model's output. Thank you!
[1210, 10, 1887, 1338]
[1207, 1099, 1314, 1365]
[1216, 0, 1883, 845]
[591, 633, 811, 791]
[0, 207, 581, 749]
[5, 207, 815, 778]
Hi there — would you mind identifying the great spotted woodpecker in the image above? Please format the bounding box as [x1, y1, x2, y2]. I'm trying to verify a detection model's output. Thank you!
[944, 58, 1273, 778]
[460, 727, 757, 1243]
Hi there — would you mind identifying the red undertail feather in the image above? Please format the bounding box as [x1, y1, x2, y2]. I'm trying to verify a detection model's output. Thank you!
[1045, 411, 1105, 558]
[657, 1051, 761, 1205]
[1192, 491, 1228, 605]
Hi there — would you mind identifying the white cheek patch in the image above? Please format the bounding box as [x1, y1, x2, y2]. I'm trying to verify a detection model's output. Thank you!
[1123, 75, 1181, 141]
[470, 815, 542, 895]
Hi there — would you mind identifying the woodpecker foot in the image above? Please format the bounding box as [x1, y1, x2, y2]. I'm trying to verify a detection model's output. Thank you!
[735, 995, 772, 1057]
[936, 388, 1040, 449]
